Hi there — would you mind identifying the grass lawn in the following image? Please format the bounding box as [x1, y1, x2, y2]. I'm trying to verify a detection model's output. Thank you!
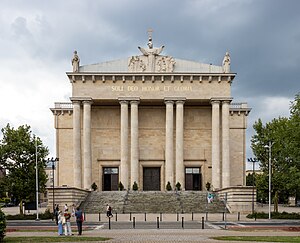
[3, 236, 111, 242]
[212, 236, 300, 242]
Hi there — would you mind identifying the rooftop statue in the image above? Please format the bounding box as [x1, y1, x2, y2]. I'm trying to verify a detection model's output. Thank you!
[222, 51, 230, 73]
[128, 29, 175, 72]
[72, 50, 80, 72]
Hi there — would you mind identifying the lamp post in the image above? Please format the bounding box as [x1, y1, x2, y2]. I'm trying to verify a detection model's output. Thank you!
[247, 157, 258, 214]
[35, 137, 39, 221]
[264, 141, 273, 220]
[47, 157, 59, 213]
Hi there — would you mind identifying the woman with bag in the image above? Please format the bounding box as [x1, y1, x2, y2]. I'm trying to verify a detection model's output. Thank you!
[63, 208, 73, 236]
[57, 210, 64, 236]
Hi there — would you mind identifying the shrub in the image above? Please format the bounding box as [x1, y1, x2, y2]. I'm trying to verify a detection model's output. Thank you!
[118, 182, 124, 191]
[247, 211, 300, 220]
[166, 181, 172, 191]
[5, 209, 53, 220]
[0, 208, 6, 242]
[91, 182, 98, 191]
[175, 182, 181, 191]
[132, 181, 138, 191]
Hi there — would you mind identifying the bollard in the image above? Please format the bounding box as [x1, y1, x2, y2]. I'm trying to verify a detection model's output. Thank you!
[202, 217, 204, 229]
[205, 212, 208, 221]
[130, 212, 132, 221]
[133, 217, 135, 229]
[238, 212, 240, 221]
[182, 217, 184, 229]
[177, 212, 179, 221]
[109, 216, 111, 230]
[145, 212, 147, 221]
[254, 213, 257, 221]
[157, 217, 159, 229]
[84, 212, 86, 221]
[99, 212, 101, 222]
[222, 212, 225, 221]
[160, 212, 162, 221]
[192, 212, 194, 221]
[115, 212, 118, 222]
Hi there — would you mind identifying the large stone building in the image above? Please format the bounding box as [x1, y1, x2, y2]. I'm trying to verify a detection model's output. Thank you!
[51, 33, 251, 193]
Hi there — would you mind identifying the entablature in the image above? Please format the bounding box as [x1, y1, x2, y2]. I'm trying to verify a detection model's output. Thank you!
[66, 72, 236, 84]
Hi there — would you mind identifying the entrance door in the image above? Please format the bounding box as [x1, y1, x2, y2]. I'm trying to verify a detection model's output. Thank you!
[143, 167, 160, 191]
[103, 167, 119, 191]
[185, 167, 202, 191]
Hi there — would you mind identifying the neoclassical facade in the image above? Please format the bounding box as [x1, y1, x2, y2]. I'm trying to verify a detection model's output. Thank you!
[51, 35, 250, 192]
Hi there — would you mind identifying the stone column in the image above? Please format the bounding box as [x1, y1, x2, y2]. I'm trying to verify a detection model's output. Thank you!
[130, 99, 140, 189]
[119, 100, 129, 190]
[211, 100, 221, 190]
[83, 99, 92, 190]
[72, 100, 82, 188]
[165, 99, 174, 188]
[175, 99, 185, 189]
[222, 100, 231, 188]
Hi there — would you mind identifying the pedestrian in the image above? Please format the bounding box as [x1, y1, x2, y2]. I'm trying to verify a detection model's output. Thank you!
[54, 204, 59, 225]
[71, 204, 76, 217]
[106, 204, 113, 218]
[63, 208, 73, 236]
[75, 207, 83, 235]
[64, 204, 68, 211]
[57, 210, 64, 236]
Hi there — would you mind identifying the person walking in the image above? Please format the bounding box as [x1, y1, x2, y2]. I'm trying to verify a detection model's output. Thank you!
[63, 208, 73, 236]
[57, 210, 64, 236]
[106, 204, 113, 218]
[75, 207, 83, 235]
[54, 204, 59, 225]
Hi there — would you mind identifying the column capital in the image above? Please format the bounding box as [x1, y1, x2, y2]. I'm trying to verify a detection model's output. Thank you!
[210, 99, 221, 105]
[176, 99, 186, 105]
[130, 99, 140, 105]
[164, 100, 174, 105]
[82, 98, 93, 105]
[119, 100, 129, 105]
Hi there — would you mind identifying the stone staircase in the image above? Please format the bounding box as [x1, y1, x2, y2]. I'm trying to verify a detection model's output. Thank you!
[80, 191, 226, 214]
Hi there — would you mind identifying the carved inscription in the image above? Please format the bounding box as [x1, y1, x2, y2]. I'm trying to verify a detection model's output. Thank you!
[111, 85, 192, 92]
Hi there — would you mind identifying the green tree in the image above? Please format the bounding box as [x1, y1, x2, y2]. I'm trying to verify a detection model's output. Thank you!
[0, 124, 49, 214]
[251, 93, 300, 208]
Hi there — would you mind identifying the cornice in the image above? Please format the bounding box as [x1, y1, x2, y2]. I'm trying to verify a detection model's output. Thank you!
[66, 72, 236, 84]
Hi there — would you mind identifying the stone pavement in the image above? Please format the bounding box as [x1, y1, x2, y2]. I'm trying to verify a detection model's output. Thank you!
[4, 205, 300, 242]
[6, 226, 300, 243]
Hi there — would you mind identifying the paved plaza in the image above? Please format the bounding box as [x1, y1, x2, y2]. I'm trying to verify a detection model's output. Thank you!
[3, 205, 300, 242]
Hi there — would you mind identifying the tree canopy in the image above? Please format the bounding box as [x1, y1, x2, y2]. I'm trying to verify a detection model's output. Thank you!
[0, 124, 49, 214]
[251, 93, 300, 205]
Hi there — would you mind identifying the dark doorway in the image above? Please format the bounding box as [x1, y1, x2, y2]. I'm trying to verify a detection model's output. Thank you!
[185, 167, 202, 191]
[143, 167, 160, 191]
[103, 167, 119, 191]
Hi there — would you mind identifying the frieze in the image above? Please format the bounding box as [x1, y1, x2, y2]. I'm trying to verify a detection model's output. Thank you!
[111, 85, 193, 92]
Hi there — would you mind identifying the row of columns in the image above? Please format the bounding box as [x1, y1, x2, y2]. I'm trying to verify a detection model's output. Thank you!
[211, 99, 232, 190]
[119, 97, 186, 190]
[72, 97, 231, 191]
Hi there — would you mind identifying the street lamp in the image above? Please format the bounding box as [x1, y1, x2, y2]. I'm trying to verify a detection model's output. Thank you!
[264, 141, 273, 220]
[47, 157, 59, 213]
[35, 137, 39, 221]
[247, 157, 259, 214]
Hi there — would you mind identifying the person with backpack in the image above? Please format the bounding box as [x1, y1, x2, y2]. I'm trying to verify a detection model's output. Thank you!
[75, 207, 83, 235]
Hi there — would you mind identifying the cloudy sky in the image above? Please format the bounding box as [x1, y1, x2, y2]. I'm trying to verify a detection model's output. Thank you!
[1, 0, 299, 169]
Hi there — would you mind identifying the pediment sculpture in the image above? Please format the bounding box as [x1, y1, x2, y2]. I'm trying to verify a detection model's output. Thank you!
[128, 30, 176, 72]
